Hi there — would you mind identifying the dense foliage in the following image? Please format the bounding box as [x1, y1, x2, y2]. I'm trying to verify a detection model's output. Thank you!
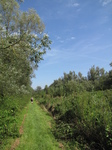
[35, 65, 112, 150]
[43, 65, 112, 97]
[0, 0, 51, 96]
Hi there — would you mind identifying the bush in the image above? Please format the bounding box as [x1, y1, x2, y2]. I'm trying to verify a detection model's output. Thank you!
[51, 91, 112, 150]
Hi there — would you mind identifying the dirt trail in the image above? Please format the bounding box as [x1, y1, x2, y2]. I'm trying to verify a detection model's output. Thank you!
[10, 111, 27, 150]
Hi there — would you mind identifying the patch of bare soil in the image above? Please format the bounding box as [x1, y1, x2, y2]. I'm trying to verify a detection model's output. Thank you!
[59, 143, 65, 150]
[10, 114, 27, 150]
[10, 138, 20, 150]
[19, 114, 27, 135]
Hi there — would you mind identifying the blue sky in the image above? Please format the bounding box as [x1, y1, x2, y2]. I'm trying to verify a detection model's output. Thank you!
[20, 0, 112, 89]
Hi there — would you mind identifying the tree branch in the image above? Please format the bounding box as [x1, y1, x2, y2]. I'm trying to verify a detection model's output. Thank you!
[1, 32, 26, 50]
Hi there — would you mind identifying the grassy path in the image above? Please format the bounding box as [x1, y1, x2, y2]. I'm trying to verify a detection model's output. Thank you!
[16, 101, 60, 150]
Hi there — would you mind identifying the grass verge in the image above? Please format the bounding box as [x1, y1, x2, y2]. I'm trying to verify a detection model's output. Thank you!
[16, 101, 60, 150]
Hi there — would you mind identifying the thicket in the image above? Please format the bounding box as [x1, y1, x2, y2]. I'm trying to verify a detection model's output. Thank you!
[35, 65, 112, 150]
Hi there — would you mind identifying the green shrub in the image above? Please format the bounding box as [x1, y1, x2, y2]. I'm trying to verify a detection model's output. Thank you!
[51, 91, 112, 150]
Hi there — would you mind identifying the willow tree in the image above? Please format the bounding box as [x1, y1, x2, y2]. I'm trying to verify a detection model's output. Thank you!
[0, 0, 51, 96]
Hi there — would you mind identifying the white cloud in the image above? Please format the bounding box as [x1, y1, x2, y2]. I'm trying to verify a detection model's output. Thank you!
[66, 1, 80, 8]
[100, 0, 112, 6]
[72, 3, 79, 7]
[55, 35, 64, 43]
[60, 40, 64, 43]
[71, 36, 76, 40]
[56, 36, 61, 40]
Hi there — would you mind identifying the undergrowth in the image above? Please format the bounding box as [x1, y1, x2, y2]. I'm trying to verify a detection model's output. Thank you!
[35, 90, 112, 150]
[0, 95, 30, 150]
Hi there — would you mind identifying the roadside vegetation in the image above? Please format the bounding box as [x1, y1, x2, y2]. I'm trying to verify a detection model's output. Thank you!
[34, 65, 112, 150]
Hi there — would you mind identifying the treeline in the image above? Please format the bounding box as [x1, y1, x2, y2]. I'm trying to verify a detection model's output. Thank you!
[35, 65, 112, 150]
[36, 64, 112, 97]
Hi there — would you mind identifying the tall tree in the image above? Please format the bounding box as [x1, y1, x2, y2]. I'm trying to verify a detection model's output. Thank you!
[87, 65, 96, 81]
[0, 0, 51, 96]
[35, 86, 42, 92]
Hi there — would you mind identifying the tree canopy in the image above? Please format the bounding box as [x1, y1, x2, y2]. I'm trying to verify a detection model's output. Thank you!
[0, 0, 51, 96]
